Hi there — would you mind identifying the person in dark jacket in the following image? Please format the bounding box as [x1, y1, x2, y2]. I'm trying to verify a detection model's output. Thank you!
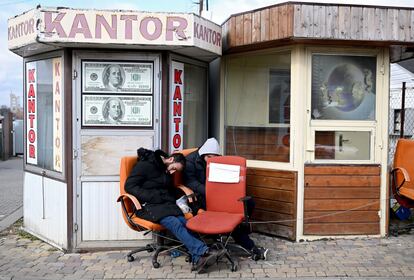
[125, 148, 221, 272]
[183, 138, 268, 261]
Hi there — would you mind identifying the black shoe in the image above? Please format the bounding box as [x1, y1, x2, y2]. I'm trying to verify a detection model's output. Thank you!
[251, 246, 268, 261]
[193, 249, 223, 273]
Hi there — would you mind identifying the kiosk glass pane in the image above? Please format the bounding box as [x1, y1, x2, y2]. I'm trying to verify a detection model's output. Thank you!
[311, 54, 376, 120]
[225, 53, 291, 162]
[26, 59, 55, 171]
[315, 131, 371, 160]
[183, 63, 207, 148]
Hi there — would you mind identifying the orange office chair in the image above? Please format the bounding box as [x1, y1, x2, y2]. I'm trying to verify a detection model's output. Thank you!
[390, 139, 414, 235]
[117, 149, 196, 268]
[186, 156, 249, 272]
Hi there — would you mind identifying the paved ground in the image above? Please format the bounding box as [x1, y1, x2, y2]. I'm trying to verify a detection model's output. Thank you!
[0, 220, 414, 280]
[0, 157, 23, 232]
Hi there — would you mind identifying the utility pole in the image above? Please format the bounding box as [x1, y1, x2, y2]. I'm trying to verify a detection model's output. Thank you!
[199, 0, 204, 16]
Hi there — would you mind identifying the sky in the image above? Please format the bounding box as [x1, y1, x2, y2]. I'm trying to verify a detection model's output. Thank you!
[1, 0, 414, 107]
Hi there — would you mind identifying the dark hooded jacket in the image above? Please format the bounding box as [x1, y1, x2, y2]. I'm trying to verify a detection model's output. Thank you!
[125, 148, 182, 222]
[183, 149, 207, 209]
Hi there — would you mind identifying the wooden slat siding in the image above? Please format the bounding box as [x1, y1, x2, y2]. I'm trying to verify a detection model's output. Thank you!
[305, 199, 380, 211]
[286, 4, 294, 38]
[304, 165, 380, 175]
[338, 6, 351, 39]
[252, 11, 261, 43]
[223, 4, 414, 52]
[269, 6, 279, 40]
[305, 210, 379, 223]
[305, 175, 380, 187]
[375, 8, 387, 41]
[249, 187, 294, 202]
[304, 165, 380, 235]
[350, 7, 363, 40]
[325, 5, 339, 39]
[304, 223, 379, 235]
[243, 13, 252, 45]
[247, 167, 297, 240]
[293, 4, 303, 37]
[235, 15, 244, 46]
[247, 176, 295, 191]
[313, 5, 326, 38]
[304, 187, 380, 199]
[278, 4, 288, 38]
[228, 16, 236, 49]
[254, 199, 294, 215]
[254, 209, 294, 227]
[388, 9, 399, 41]
[399, 9, 411, 41]
[301, 4, 314, 37]
[247, 168, 295, 179]
[260, 8, 270, 42]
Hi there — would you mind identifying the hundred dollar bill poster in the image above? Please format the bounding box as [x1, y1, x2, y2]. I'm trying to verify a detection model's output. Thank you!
[82, 61, 153, 94]
[82, 95, 152, 127]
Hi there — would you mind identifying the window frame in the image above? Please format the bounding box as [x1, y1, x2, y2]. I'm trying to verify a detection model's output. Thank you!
[24, 50, 66, 181]
[223, 47, 294, 169]
[305, 47, 383, 164]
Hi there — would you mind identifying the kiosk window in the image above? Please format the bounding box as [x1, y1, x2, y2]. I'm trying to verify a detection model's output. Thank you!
[315, 131, 371, 160]
[25, 57, 64, 173]
[225, 52, 291, 162]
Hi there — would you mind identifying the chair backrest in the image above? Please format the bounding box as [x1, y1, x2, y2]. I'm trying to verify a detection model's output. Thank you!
[120, 156, 139, 214]
[394, 139, 414, 188]
[205, 156, 246, 214]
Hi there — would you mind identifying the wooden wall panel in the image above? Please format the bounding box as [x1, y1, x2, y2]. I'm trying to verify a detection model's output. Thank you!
[252, 11, 261, 43]
[304, 165, 381, 236]
[260, 8, 270, 41]
[247, 168, 297, 240]
[222, 3, 414, 52]
[243, 13, 252, 45]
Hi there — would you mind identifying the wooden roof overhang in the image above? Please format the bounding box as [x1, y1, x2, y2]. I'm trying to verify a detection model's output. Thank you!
[222, 2, 414, 62]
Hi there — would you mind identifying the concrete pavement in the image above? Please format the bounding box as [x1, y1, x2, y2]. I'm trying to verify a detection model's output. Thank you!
[0, 157, 23, 232]
[0, 220, 414, 279]
[0, 158, 413, 279]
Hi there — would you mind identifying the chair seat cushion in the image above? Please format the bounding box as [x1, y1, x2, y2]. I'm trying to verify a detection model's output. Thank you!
[400, 185, 414, 200]
[130, 215, 165, 231]
[129, 212, 193, 232]
[186, 211, 244, 234]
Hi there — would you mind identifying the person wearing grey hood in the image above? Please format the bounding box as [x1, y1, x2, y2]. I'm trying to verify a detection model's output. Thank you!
[183, 138, 268, 261]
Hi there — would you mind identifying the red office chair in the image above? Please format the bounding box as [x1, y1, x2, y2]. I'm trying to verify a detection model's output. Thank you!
[390, 139, 414, 235]
[186, 156, 249, 272]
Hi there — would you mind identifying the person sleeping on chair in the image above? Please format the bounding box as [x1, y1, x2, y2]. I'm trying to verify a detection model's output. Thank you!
[125, 147, 222, 273]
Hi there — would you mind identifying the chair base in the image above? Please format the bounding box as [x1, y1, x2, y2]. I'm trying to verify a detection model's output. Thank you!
[126, 234, 191, 268]
[389, 223, 414, 237]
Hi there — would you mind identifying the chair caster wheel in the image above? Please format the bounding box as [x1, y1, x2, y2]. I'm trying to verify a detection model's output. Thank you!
[127, 255, 134, 262]
[152, 261, 160, 268]
[231, 264, 237, 272]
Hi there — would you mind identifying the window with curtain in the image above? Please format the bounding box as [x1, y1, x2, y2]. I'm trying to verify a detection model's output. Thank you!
[225, 52, 291, 162]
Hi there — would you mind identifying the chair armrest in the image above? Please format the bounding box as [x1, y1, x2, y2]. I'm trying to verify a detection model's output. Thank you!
[238, 196, 252, 223]
[176, 185, 197, 203]
[391, 167, 411, 182]
[117, 193, 142, 210]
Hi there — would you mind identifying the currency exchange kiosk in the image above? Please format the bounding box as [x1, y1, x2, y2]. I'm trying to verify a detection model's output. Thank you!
[8, 6, 221, 251]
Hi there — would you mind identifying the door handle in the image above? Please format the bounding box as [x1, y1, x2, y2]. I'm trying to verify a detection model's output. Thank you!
[338, 134, 350, 152]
